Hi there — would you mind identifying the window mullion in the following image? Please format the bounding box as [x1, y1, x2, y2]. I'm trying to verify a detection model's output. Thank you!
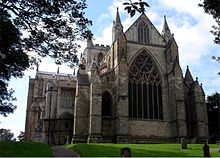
[131, 82, 134, 118]
[142, 83, 144, 118]
[136, 82, 139, 118]
[152, 83, 154, 119]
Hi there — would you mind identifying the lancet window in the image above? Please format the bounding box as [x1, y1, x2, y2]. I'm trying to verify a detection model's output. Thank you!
[98, 53, 103, 65]
[138, 21, 149, 44]
[102, 91, 112, 117]
[128, 52, 163, 120]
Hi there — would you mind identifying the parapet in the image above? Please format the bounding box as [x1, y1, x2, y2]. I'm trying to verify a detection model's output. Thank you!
[93, 43, 110, 50]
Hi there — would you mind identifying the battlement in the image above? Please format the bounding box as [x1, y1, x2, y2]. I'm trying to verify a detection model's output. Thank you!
[36, 71, 76, 81]
[94, 43, 110, 49]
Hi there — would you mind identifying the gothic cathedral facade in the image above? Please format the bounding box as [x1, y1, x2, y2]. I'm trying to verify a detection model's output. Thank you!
[25, 10, 209, 144]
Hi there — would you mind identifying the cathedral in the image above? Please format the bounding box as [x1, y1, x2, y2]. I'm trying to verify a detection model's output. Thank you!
[25, 9, 209, 145]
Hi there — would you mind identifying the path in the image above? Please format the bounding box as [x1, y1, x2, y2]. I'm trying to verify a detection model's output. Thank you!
[51, 146, 80, 157]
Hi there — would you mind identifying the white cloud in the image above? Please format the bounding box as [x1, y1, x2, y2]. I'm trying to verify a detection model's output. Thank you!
[159, 0, 204, 18]
[94, 26, 112, 45]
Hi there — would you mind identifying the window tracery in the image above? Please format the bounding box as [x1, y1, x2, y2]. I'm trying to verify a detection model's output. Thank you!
[60, 89, 75, 109]
[128, 51, 163, 120]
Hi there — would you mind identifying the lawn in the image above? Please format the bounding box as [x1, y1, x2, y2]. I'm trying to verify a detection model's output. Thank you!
[67, 143, 220, 157]
[0, 141, 53, 157]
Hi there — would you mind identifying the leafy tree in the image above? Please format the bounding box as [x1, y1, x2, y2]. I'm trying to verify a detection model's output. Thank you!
[0, 128, 15, 141]
[199, 0, 220, 74]
[17, 131, 25, 141]
[206, 92, 220, 143]
[0, 0, 92, 116]
[123, 0, 150, 17]
[0, 9, 28, 116]
[199, 0, 220, 45]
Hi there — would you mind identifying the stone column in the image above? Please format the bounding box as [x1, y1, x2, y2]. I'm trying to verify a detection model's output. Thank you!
[175, 79, 187, 138]
[87, 72, 102, 143]
[115, 96, 129, 143]
[72, 73, 90, 143]
[194, 86, 209, 142]
[115, 51, 129, 143]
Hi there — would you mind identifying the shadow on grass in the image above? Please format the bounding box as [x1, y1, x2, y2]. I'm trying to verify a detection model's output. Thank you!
[0, 141, 53, 157]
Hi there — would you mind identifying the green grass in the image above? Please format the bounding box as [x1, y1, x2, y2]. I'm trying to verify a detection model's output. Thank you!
[0, 141, 53, 157]
[67, 143, 220, 157]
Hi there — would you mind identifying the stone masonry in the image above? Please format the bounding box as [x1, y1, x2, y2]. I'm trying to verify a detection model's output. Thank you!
[25, 9, 209, 144]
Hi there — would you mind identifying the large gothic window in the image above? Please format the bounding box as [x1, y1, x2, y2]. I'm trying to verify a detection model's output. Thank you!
[138, 21, 149, 44]
[128, 51, 163, 120]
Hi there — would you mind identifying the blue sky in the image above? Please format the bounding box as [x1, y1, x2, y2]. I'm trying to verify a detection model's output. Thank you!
[0, 0, 219, 138]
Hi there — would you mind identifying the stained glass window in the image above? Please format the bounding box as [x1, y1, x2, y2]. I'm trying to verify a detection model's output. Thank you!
[128, 51, 163, 120]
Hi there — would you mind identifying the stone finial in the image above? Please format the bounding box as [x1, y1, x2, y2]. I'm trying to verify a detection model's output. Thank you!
[162, 15, 171, 33]
[162, 15, 172, 42]
[112, 7, 123, 42]
[116, 7, 122, 26]
[184, 65, 194, 84]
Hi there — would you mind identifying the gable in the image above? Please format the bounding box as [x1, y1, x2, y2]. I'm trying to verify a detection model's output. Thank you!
[125, 14, 165, 46]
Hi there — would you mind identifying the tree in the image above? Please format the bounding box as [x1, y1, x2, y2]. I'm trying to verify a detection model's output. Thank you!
[206, 92, 220, 143]
[0, 128, 15, 141]
[17, 131, 25, 141]
[123, 0, 150, 17]
[0, 9, 29, 116]
[0, 0, 92, 116]
[199, 0, 220, 74]
[199, 0, 220, 45]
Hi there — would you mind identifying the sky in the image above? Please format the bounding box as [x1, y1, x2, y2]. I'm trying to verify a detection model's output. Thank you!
[0, 0, 219, 139]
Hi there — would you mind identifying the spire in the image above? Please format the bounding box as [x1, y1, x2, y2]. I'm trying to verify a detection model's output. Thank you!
[116, 7, 122, 27]
[112, 7, 123, 42]
[162, 15, 171, 34]
[162, 15, 172, 42]
[184, 66, 194, 87]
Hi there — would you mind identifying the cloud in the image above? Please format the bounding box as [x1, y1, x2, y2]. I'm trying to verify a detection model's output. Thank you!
[159, 0, 204, 18]
[97, 0, 220, 96]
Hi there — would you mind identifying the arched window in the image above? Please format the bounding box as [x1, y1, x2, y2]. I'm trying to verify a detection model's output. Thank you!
[128, 51, 163, 120]
[98, 53, 103, 65]
[138, 21, 149, 44]
[102, 91, 112, 117]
